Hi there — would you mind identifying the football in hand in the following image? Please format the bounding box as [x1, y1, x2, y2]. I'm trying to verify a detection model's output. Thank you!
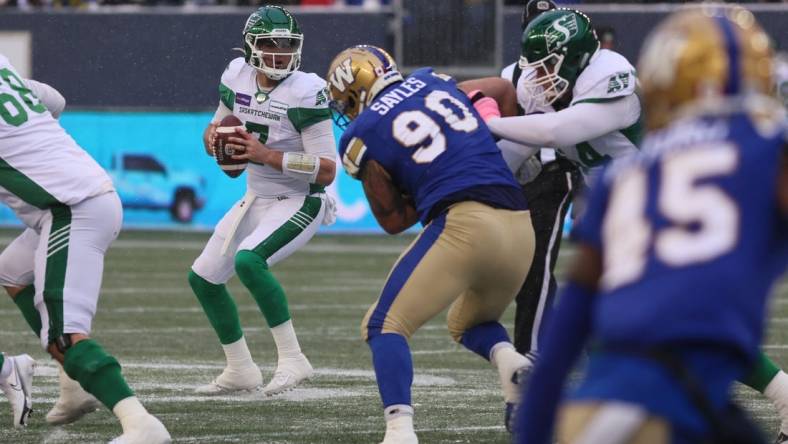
[213, 115, 247, 178]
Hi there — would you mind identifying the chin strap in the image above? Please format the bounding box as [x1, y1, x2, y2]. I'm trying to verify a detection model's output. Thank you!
[282, 152, 320, 183]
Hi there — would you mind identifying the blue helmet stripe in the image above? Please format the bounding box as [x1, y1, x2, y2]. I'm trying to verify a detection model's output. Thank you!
[714, 14, 740, 95]
[366, 46, 392, 69]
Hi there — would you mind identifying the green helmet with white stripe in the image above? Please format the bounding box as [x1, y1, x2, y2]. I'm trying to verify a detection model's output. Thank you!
[243, 6, 303, 81]
[519, 9, 599, 107]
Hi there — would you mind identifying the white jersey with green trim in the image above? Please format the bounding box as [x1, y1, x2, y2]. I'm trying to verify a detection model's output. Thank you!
[0, 55, 113, 227]
[560, 49, 640, 170]
[570, 49, 638, 106]
[217, 57, 332, 198]
[514, 49, 642, 171]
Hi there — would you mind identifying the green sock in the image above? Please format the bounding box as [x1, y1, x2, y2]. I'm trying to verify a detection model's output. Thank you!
[0, 353, 4, 371]
[741, 351, 781, 393]
[63, 339, 134, 410]
[188, 271, 243, 345]
[235, 250, 290, 328]
[13, 285, 42, 337]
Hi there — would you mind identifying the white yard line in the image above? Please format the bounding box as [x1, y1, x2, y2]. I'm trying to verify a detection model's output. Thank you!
[33, 362, 457, 386]
[411, 349, 463, 355]
[0, 236, 406, 254]
[41, 428, 104, 444]
[31, 362, 467, 391]
[417, 425, 505, 432]
[146, 388, 366, 403]
[109, 239, 405, 254]
[0, 303, 372, 316]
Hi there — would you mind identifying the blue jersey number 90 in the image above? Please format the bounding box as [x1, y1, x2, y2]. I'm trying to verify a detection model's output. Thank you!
[392, 90, 479, 164]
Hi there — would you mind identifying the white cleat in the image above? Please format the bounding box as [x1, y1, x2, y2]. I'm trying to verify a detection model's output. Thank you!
[194, 364, 262, 395]
[109, 413, 171, 444]
[380, 429, 418, 444]
[262, 353, 313, 396]
[47, 367, 102, 425]
[0, 354, 35, 428]
[495, 347, 533, 404]
[492, 346, 534, 432]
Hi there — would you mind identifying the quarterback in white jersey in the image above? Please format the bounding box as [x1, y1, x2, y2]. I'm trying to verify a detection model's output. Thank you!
[0, 54, 170, 443]
[190, 5, 336, 396]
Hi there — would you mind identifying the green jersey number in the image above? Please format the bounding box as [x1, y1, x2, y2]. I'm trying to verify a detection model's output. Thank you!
[0, 93, 27, 127]
[0, 68, 47, 127]
[244, 121, 269, 144]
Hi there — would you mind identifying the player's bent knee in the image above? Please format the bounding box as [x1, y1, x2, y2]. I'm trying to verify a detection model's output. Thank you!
[446, 317, 467, 343]
[363, 317, 413, 342]
[189, 269, 229, 292]
[4, 285, 23, 299]
[188, 269, 209, 291]
[234, 250, 268, 282]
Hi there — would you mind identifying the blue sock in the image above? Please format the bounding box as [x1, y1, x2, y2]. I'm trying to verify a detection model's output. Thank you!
[460, 321, 510, 361]
[369, 333, 413, 407]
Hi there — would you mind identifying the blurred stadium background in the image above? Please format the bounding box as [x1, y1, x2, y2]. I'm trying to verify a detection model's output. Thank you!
[0, 1, 787, 443]
[0, 0, 786, 232]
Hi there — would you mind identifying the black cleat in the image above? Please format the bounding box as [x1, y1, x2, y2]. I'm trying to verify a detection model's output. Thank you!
[505, 402, 516, 433]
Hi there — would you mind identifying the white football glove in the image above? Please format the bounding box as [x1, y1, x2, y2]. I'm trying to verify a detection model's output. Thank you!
[322, 194, 337, 226]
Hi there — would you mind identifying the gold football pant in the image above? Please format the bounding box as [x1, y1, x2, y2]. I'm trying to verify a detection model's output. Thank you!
[362, 201, 535, 343]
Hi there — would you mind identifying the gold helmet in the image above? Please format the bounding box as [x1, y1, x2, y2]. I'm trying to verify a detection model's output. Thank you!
[638, 5, 773, 130]
[326, 45, 403, 128]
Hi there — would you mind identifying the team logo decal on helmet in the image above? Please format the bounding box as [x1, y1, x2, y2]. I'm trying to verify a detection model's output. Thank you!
[329, 58, 355, 93]
[544, 14, 579, 51]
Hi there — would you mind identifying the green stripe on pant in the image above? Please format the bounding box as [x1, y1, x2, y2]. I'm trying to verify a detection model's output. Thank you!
[44, 205, 71, 345]
[251, 195, 322, 260]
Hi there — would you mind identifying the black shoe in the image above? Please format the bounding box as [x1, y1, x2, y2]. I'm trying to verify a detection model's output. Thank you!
[505, 402, 516, 434]
[504, 364, 534, 433]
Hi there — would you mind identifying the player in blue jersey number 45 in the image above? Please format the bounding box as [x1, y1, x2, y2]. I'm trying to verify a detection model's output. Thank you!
[515, 5, 788, 444]
[327, 45, 537, 444]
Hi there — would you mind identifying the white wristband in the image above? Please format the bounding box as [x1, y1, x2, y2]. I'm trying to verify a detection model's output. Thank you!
[282, 152, 320, 183]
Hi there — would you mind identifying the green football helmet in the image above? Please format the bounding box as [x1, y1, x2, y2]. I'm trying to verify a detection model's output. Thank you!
[243, 6, 303, 81]
[518, 9, 599, 106]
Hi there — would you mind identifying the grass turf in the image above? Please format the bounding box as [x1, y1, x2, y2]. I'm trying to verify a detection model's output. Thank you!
[0, 229, 784, 443]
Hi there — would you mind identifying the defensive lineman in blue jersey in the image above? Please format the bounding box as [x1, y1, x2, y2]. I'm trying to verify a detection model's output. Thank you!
[338, 68, 526, 224]
[327, 45, 536, 444]
[516, 6, 788, 444]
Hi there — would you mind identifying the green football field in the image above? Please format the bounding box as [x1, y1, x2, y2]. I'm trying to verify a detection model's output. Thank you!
[0, 229, 785, 443]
